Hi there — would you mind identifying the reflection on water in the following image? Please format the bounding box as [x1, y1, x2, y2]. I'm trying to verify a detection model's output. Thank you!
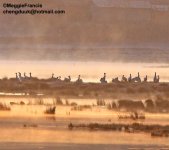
[0, 98, 169, 125]
[0, 127, 169, 146]
[0, 92, 44, 96]
[0, 59, 169, 148]
[0, 92, 27, 96]
[0, 97, 169, 147]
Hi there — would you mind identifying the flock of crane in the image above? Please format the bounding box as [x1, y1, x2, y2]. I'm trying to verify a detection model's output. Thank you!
[103, 72, 160, 83]
[14, 72, 160, 84]
[15, 72, 82, 83]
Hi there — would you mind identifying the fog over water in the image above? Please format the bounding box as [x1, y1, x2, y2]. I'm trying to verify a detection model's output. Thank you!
[0, 60, 169, 82]
[1, 0, 169, 79]
[0, 0, 169, 63]
[1, 1, 169, 149]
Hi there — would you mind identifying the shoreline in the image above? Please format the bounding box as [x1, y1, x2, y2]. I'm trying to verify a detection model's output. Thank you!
[0, 142, 168, 150]
[0, 81, 169, 98]
[68, 122, 169, 136]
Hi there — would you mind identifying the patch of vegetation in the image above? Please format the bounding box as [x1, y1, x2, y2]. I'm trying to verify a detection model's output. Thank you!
[0, 103, 11, 111]
[44, 106, 56, 114]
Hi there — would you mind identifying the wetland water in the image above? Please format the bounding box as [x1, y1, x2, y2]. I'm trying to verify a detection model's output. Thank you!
[0, 61, 169, 149]
[0, 97, 169, 149]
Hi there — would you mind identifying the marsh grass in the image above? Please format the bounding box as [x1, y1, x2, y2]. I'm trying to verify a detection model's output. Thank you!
[0, 103, 11, 111]
[44, 106, 56, 114]
[68, 122, 169, 137]
[96, 98, 106, 106]
[35, 98, 44, 105]
[71, 105, 92, 111]
[53, 97, 63, 105]
[65, 99, 69, 105]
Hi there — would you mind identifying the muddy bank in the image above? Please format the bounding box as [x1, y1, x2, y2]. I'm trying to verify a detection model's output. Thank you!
[68, 123, 169, 138]
[1, 80, 169, 99]
[0, 143, 168, 150]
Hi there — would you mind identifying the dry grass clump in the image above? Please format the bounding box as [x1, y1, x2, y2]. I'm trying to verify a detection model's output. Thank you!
[23, 124, 38, 128]
[71, 106, 83, 111]
[0, 103, 11, 111]
[96, 98, 106, 106]
[10, 102, 18, 105]
[107, 101, 118, 110]
[107, 103, 112, 110]
[70, 102, 78, 106]
[71, 105, 92, 111]
[53, 97, 63, 105]
[117, 99, 144, 111]
[118, 112, 145, 120]
[10, 101, 25, 105]
[68, 122, 169, 137]
[35, 98, 44, 105]
[144, 99, 155, 112]
[65, 99, 69, 105]
[27, 100, 33, 105]
[44, 106, 56, 114]
[110, 98, 169, 113]
[20, 101, 25, 105]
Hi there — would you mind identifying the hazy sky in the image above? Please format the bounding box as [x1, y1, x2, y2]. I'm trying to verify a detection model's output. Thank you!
[0, 0, 169, 62]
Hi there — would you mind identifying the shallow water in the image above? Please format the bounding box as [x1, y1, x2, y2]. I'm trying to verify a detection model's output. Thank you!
[0, 97, 169, 125]
[0, 97, 169, 148]
[0, 127, 169, 146]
